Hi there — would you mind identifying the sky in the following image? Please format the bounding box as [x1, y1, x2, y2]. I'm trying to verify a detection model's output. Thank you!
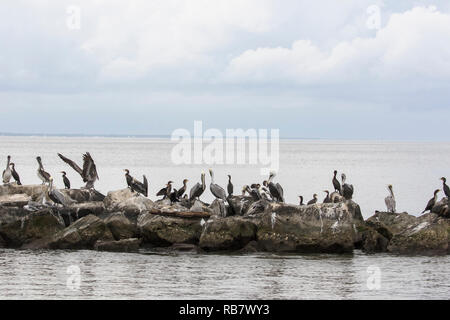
[1, 0, 450, 140]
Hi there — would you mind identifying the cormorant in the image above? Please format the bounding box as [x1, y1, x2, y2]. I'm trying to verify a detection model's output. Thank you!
[440, 177, 450, 198]
[176, 179, 189, 198]
[385, 184, 396, 213]
[332, 170, 341, 194]
[422, 189, 440, 214]
[58, 152, 99, 189]
[10, 163, 21, 185]
[323, 190, 331, 203]
[2, 155, 12, 184]
[298, 196, 304, 206]
[124, 169, 148, 197]
[209, 169, 227, 201]
[307, 194, 318, 205]
[227, 175, 233, 197]
[157, 181, 173, 199]
[189, 173, 206, 201]
[61, 171, 70, 189]
[341, 173, 354, 200]
[36, 156, 51, 184]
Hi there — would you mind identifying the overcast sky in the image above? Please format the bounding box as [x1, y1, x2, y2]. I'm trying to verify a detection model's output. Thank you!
[1, 0, 450, 140]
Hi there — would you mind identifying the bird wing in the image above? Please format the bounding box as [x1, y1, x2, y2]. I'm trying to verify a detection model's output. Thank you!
[58, 153, 83, 176]
[156, 187, 167, 196]
[82, 152, 99, 181]
[211, 184, 227, 201]
[189, 183, 201, 199]
[42, 170, 51, 181]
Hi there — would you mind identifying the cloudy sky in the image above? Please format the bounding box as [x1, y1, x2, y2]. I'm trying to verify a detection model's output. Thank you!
[1, 0, 450, 140]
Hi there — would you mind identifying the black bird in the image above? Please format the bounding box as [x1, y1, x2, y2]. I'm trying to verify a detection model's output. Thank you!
[124, 169, 148, 197]
[298, 195, 304, 206]
[9, 163, 21, 185]
[341, 173, 354, 200]
[157, 181, 173, 199]
[245, 185, 261, 201]
[323, 190, 331, 203]
[169, 189, 180, 203]
[332, 170, 341, 194]
[422, 189, 440, 214]
[189, 173, 206, 201]
[441, 177, 450, 198]
[58, 152, 99, 189]
[61, 171, 70, 189]
[227, 175, 233, 197]
[176, 179, 189, 198]
[36, 156, 51, 184]
[307, 194, 318, 205]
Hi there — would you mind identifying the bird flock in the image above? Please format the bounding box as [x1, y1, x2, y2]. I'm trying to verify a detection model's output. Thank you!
[1, 153, 449, 215]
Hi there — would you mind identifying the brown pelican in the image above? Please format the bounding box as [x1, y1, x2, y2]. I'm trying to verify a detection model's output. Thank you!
[264, 172, 284, 202]
[245, 185, 261, 201]
[189, 173, 206, 201]
[157, 181, 173, 199]
[385, 184, 396, 213]
[2, 155, 12, 184]
[332, 170, 341, 194]
[341, 173, 354, 200]
[323, 190, 331, 203]
[209, 169, 227, 201]
[36, 156, 51, 184]
[61, 171, 70, 189]
[48, 177, 67, 206]
[176, 179, 189, 198]
[124, 169, 148, 197]
[307, 194, 318, 205]
[241, 185, 247, 196]
[441, 177, 450, 198]
[10, 163, 21, 185]
[298, 195, 304, 206]
[57, 152, 99, 189]
[422, 189, 440, 214]
[227, 175, 233, 197]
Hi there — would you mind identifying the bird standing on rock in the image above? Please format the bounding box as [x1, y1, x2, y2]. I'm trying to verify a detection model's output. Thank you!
[385, 184, 396, 213]
[422, 189, 440, 214]
[440, 177, 450, 199]
[2, 155, 12, 184]
[124, 169, 148, 197]
[10, 163, 22, 185]
[36, 156, 51, 184]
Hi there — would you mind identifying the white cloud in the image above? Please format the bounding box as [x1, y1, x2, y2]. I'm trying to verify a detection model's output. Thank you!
[223, 6, 450, 85]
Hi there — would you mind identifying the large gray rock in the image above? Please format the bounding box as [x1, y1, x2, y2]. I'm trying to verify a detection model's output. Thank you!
[432, 197, 450, 217]
[387, 213, 450, 255]
[94, 238, 141, 252]
[255, 201, 360, 253]
[199, 216, 257, 251]
[49, 214, 114, 249]
[0, 194, 31, 207]
[104, 189, 154, 214]
[59, 189, 105, 203]
[0, 184, 47, 199]
[366, 211, 417, 235]
[0, 207, 65, 248]
[227, 195, 255, 216]
[138, 212, 203, 246]
[103, 212, 137, 240]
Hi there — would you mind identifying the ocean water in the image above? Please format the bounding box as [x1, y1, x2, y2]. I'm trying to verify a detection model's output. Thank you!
[1, 136, 450, 300]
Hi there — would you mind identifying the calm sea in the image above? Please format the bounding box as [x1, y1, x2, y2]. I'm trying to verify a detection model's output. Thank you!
[0, 136, 449, 299]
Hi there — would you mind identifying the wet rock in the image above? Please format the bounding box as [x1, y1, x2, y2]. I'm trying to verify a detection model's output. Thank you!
[0, 194, 31, 207]
[209, 199, 228, 217]
[387, 213, 450, 255]
[138, 212, 203, 246]
[0, 207, 65, 248]
[366, 211, 418, 235]
[0, 233, 5, 248]
[237, 240, 260, 253]
[104, 189, 154, 214]
[199, 216, 257, 251]
[432, 197, 450, 217]
[103, 212, 137, 240]
[354, 222, 389, 253]
[255, 202, 358, 253]
[94, 238, 141, 252]
[49, 214, 114, 249]
[167, 243, 204, 253]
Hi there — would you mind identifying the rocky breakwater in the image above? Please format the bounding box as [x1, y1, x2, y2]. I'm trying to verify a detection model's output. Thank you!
[0, 183, 449, 255]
